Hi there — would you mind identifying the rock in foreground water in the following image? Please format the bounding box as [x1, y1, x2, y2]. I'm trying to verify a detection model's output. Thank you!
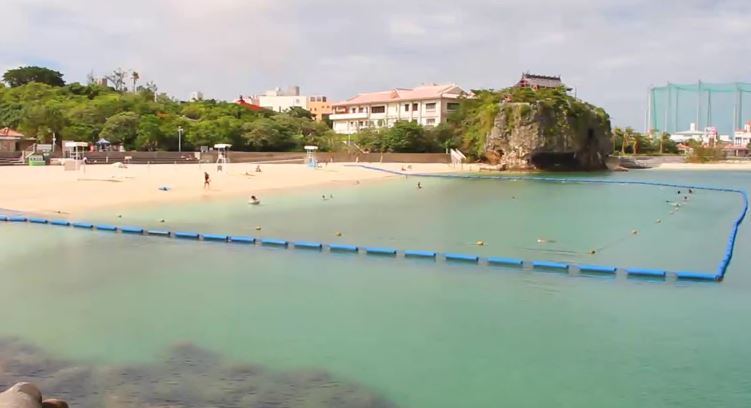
[0, 338, 394, 408]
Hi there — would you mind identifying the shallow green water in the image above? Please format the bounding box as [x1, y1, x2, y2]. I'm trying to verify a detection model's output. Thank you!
[1, 169, 750, 407]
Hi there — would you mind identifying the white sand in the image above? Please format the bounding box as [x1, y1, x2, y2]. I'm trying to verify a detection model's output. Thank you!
[654, 162, 751, 171]
[0, 162, 455, 216]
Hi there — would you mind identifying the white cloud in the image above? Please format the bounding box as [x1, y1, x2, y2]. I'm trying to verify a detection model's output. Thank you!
[1, 0, 750, 128]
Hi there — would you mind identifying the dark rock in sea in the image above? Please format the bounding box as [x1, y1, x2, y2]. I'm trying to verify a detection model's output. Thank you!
[0, 338, 396, 408]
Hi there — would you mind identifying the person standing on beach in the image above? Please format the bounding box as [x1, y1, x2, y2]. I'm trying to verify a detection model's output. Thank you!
[204, 172, 210, 189]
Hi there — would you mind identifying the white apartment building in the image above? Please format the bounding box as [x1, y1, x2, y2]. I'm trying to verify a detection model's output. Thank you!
[733, 121, 751, 147]
[329, 84, 468, 134]
[249, 86, 307, 113]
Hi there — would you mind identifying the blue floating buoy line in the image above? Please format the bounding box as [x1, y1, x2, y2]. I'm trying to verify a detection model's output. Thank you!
[0, 168, 746, 285]
[0, 212, 734, 284]
[347, 165, 750, 282]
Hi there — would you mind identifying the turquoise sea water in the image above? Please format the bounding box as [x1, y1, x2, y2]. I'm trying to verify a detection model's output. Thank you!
[1, 169, 750, 407]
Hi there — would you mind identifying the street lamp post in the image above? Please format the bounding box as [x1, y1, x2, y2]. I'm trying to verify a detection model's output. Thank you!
[177, 126, 183, 152]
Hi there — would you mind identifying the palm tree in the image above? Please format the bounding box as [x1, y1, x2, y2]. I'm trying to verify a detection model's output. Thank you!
[624, 127, 637, 155]
[131, 71, 140, 93]
[613, 127, 625, 155]
[659, 132, 670, 154]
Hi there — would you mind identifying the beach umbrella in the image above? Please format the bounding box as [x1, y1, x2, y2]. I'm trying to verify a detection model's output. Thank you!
[96, 138, 111, 145]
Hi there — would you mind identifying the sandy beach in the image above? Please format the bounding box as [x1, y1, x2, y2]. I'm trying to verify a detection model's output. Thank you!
[0, 162, 454, 216]
[654, 161, 751, 171]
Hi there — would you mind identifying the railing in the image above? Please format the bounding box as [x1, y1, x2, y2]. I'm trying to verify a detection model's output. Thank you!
[450, 149, 466, 168]
[329, 112, 369, 120]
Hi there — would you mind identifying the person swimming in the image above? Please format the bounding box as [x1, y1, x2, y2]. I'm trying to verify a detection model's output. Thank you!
[417, 182, 422, 189]
[689, 188, 694, 194]
[249, 195, 260, 205]
[255, 165, 262, 173]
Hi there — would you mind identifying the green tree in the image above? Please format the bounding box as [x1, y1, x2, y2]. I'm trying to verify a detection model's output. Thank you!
[242, 117, 299, 151]
[426, 123, 458, 151]
[100, 112, 139, 148]
[286, 106, 313, 120]
[19, 103, 66, 142]
[135, 114, 164, 150]
[2, 66, 65, 87]
[382, 120, 435, 152]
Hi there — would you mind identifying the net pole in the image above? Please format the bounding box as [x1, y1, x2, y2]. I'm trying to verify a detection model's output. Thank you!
[697, 80, 702, 130]
[665, 83, 671, 133]
[675, 87, 680, 132]
[735, 84, 741, 131]
[646, 87, 652, 134]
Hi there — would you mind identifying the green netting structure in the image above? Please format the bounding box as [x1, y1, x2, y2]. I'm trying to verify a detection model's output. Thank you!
[649, 82, 751, 135]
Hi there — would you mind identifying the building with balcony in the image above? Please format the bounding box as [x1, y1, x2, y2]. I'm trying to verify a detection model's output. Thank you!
[329, 83, 468, 134]
[307, 96, 332, 122]
[733, 121, 751, 147]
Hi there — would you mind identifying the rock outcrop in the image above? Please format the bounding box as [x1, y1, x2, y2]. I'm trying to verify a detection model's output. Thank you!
[0, 382, 67, 408]
[484, 100, 612, 171]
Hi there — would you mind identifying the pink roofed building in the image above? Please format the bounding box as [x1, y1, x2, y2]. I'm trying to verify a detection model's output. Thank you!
[329, 83, 469, 134]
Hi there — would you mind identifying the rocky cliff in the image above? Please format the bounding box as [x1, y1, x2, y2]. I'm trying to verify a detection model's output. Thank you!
[484, 98, 612, 171]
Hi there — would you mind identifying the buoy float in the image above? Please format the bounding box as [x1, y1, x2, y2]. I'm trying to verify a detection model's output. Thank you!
[656, 219, 662, 224]
[255, 226, 262, 231]
[160, 219, 165, 223]
[631, 229, 639, 235]
[475, 240, 485, 246]
[590, 249, 597, 255]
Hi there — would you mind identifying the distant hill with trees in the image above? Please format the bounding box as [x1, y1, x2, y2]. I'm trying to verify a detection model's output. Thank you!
[0, 66, 336, 152]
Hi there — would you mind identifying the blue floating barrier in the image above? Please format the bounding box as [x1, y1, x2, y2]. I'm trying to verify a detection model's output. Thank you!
[329, 244, 359, 252]
[174, 231, 199, 239]
[404, 250, 437, 258]
[50, 219, 70, 226]
[0, 214, 7, 221]
[577, 264, 617, 274]
[294, 241, 323, 250]
[675, 271, 718, 282]
[28, 218, 48, 224]
[487, 257, 524, 267]
[445, 253, 479, 263]
[72, 222, 93, 229]
[95, 224, 118, 232]
[148, 230, 172, 237]
[365, 247, 398, 256]
[626, 268, 666, 279]
[229, 236, 255, 244]
[261, 238, 288, 247]
[203, 234, 229, 242]
[120, 226, 144, 234]
[8, 216, 28, 222]
[532, 260, 569, 271]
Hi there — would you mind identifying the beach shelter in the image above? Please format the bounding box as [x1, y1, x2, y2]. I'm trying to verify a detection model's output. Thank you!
[214, 143, 231, 165]
[63, 141, 89, 160]
[304, 145, 319, 168]
[95, 138, 111, 151]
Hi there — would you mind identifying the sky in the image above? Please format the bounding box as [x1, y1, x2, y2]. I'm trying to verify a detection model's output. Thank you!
[2, 0, 750, 129]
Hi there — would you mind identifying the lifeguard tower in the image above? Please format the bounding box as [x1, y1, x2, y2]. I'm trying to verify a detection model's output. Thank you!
[214, 143, 231, 170]
[62, 141, 89, 171]
[304, 145, 319, 168]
